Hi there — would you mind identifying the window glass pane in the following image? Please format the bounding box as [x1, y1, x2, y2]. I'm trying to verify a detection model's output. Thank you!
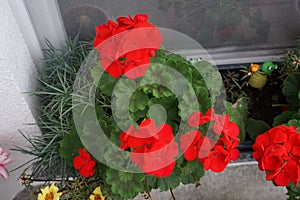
[57, 0, 300, 51]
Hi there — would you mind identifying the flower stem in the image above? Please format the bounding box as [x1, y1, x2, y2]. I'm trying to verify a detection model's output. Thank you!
[170, 188, 176, 200]
[145, 177, 152, 200]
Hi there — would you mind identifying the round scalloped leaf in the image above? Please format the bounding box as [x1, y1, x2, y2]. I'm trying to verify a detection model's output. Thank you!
[146, 167, 181, 192]
[91, 64, 119, 96]
[245, 118, 270, 140]
[224, 98, 248, 143]
[129, 90, 149, 112]
[106, 168, 144, 199]
[59, 124, 83, 166]
[286, 119, 300, 132]
[179, 159, 205, 185]
[282, 72, 300, 107]
[194, 61, 223, 98]
[273, 111, 297, 127]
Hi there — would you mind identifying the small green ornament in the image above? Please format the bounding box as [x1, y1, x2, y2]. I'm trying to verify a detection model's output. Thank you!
[248, 61, 277, 89]
[249, 72, 268, 90]
[261, 61, 278, 75]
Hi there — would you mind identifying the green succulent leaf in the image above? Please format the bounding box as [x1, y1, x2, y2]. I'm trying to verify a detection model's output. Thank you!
[106, 169, 144, 199]
[245, 118, 271, 140]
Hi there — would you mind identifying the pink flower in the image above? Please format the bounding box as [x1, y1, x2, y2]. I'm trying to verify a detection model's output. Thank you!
[0, 148, 11, 180]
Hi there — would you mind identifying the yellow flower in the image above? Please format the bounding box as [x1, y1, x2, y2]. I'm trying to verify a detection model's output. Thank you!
[250, 63, 260, 72]
[89, 186, 105, 200]
[37, 183, 62, 200]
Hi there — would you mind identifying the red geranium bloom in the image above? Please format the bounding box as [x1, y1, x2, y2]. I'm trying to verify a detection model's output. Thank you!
[120, 119, 178, 177]
[212, 114, 240, 140]
[73, 148, 96, 178]
[266, 159, 298, 186]
[187, 108, 214, 128]
[180, 130, 202, 161]
[252, 125, 300, 186]
[198, 136, 239, 172]
[133, 140, 178, 177]
[183, 110, 240, 173]
[94, 14, 162, 79]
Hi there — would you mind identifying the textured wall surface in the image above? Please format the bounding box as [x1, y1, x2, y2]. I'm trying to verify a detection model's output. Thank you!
[0, 0, 40, 199]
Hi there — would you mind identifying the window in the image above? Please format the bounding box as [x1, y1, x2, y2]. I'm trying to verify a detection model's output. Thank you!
[26, 0, 300, 65]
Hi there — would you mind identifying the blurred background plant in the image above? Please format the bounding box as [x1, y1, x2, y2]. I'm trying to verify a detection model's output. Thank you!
[158, 0, 270, 46]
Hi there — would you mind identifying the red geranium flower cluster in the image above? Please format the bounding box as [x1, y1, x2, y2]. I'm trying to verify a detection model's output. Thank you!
[120, 119, 178, 177]
[180, 109, 240, 172]
[73, 148, 96, 178]
[252, 125, 300, 186]
[94, 14, 162, 79]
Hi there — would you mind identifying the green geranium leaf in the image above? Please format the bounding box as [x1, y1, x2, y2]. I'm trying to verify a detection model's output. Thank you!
[148, 104, 167, 126]
[148, 96, 180, 127]
[194, 61, 223, 99]
[282, 72, 300, 107]
[152, 48, 166, 59]
[130, 108, 148, 123]
[287, 181, 300, 199]
[106, 169, 144, 199]
[167, 53, 188, 63]
[146, 167, 181, 192]
[179, 159, 205, 185]
[59, 124, 83, 166]
[286, 119, 300, 132]
[91, 64, 119, 96]
[179, 93, 205, 121]
[273, 111, 298, 127]
[245, 118, 271, 140]
[129, 90, 149, 112]
[225, 98, 248, 143]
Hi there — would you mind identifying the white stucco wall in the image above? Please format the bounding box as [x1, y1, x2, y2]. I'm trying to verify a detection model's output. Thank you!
[0, 0, 40, 199]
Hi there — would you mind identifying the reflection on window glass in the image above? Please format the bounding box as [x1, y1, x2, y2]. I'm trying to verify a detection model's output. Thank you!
[57, 0, 300, 49]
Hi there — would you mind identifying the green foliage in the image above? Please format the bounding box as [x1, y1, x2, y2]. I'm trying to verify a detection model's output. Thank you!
[245, 118, 271, 140]
[280, 39, 300, 77]
[222, 69, 248, 103]
[13, 37, 91, 179]
[282, 72, 300, 108]
[99, 52, 218, 133]
[224, 98, 248, 143]
[178, 158, 205, 185]
[59, 124, 83, 166]
[286, 119, 300, 132]
[60, 178, 106, 200]
[273, 111, 298, 127]
[106, 169, 145, 199]
[146, 168, 181, 192]
[287, 182, 300, 200]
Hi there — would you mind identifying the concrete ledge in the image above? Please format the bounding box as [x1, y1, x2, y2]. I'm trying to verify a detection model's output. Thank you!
[134, 163, 287, 200]
[14, 162, 287, 200]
